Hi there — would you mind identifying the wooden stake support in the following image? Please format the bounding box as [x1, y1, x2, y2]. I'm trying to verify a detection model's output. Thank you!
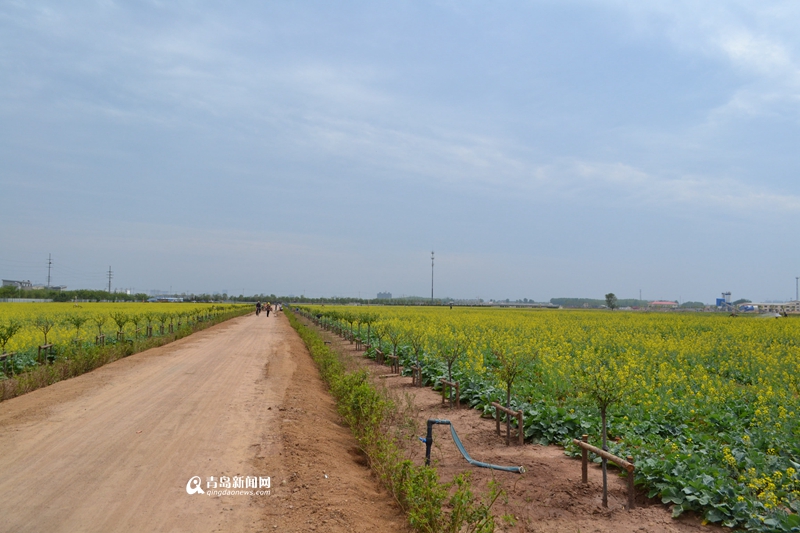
[627, 455, 635, 510]
[37, 344, 55, 365]
[387, 354, 400, 374]
[411, 365, 422, 386]
[581, 434, 588, 483]
[440, 379, 459, 409]
[0, 352, 15, 375]
[491, 402, 524, 446]
[573, 435, 636, 510]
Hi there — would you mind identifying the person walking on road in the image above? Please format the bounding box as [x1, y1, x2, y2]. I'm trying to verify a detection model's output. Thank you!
[256, 301, 262, 316]
[265, 302, 272, 317]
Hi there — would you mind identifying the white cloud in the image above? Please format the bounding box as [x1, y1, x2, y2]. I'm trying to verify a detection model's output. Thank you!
[716, 30, 792, 75]
[608, 1, 800, 120]
[276, 105, 800, 216]
[537, 159, 800, 214]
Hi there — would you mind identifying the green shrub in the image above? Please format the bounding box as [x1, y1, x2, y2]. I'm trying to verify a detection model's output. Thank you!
[285, 309, 502, 532]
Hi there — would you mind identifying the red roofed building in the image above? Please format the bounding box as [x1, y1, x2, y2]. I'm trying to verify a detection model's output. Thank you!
[649, 300, 678, 308]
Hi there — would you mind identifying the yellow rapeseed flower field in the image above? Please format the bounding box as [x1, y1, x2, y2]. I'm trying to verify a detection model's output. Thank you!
[299, 305, 800, 530]
[0, 302, 235, 354]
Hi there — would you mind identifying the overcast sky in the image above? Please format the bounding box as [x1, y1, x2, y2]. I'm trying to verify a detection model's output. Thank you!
[2, 1, 799, 302]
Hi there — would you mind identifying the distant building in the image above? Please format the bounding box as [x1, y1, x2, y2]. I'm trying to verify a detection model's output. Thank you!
[649, 300, 678, 309]
[377, 292, 392, 299]
[451, 298, 484, 305]
[3, 279, 70, 291]
[31, 285, 66, 291]
[742, 301, 800, 314]
[2, 279, 33, 289]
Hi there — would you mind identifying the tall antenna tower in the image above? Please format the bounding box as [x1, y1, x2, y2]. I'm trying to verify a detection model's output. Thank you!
[431, 251, 435, 304]
[107, 266, 113, 293]
[47, 253, 52, 288]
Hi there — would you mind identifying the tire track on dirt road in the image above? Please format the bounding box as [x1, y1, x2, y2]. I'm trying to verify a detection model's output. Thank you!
[0, 312, 408, 533]
[0, 314, 291, 533]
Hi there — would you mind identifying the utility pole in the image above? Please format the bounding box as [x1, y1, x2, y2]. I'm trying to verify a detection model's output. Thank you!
[796, 277, 798, 302]
[107, 266, 113, 293]
[431, 251, 435, 304]
[47, 253, 52, 288]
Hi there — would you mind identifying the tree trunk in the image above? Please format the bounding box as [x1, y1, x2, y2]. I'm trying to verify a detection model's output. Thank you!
[506, 385, 512, 446]
[447, 362, 454, 405]
[601, 406, 608, 508]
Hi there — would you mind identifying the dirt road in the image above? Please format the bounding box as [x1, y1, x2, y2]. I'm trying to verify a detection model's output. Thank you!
[0, 313, 406, 533]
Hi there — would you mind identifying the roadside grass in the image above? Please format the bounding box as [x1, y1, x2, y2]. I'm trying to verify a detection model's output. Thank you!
[286, 308, 503, 533]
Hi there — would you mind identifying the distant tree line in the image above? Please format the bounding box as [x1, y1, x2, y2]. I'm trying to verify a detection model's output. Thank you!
[0, 286, 450, 305]
[247, 295, 444, 305]
[550, 297, 646, 308]
[550, 297, 708, 309]
[0, 286, 148, 302]
[0, 286, 715, 308]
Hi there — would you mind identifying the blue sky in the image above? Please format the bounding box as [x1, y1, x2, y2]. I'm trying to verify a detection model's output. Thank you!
[2, 1, 799, 302]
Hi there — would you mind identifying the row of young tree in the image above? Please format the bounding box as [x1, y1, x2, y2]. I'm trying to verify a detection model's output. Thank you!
[0, 306, 242, 355]
[300, 306, 634, 507]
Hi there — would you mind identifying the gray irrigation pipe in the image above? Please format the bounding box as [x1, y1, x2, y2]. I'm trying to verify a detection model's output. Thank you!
[420, 419, 525, 474]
